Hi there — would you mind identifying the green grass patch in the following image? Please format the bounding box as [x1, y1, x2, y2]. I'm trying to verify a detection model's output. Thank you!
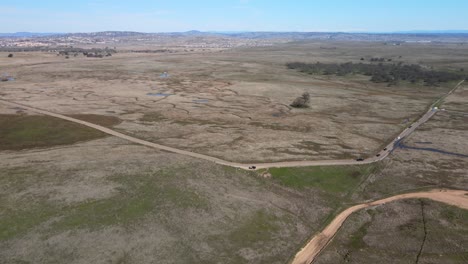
[348, 221, 371, 250]
[0, 114, 107, 150]
[228, 210, 280, 247]
[439, 204, 468, 225]
[346, 208, 376, 250]
[0, 167, 59, 240]
[56, 170, 209, 230]
[0, 203, 57, 241]
[268, 164, 377, 193]
[140, 112, 168, 123]
[0, 167, 209, 240]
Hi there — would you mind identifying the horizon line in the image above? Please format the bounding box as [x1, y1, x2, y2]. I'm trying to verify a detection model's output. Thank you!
[2, 29, 468, 35]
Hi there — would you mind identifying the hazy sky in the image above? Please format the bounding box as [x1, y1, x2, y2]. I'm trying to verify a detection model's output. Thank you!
[1, 0, 468, 33]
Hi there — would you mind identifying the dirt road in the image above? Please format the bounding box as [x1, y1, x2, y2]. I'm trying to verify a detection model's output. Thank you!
[290, 189, 468, 264]
[0, 80, 463, 170]
[0, 101, 447, 170]
[0, 98, 421, 169]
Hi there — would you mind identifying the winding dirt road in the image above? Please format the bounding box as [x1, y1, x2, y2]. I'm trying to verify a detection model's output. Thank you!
[0, 77, 466, 264]
[291, 189, 468, 264]
[0, 80, 463, 169]
[0, 98, 447, 170]
[0, 99, 406, 170]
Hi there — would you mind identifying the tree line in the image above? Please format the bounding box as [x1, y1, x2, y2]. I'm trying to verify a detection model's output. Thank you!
[286, 61, 467, 86]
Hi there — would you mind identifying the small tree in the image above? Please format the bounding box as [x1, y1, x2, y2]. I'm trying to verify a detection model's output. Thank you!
[7, 54, 13, 58]
[291, 92, 310, 108]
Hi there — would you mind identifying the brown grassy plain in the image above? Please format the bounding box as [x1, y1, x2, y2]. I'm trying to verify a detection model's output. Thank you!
[1, 41, 463, 162]
[0, 41, 467, 264]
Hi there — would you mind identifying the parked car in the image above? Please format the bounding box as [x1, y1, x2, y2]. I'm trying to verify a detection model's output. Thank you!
[356, 158, 364, 161]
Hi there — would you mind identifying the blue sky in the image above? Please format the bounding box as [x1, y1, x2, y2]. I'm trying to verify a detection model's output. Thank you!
[1, 0, 468, 33]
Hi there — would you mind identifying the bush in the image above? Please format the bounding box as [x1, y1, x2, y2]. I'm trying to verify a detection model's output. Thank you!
[291, 92, 310, 108]
[7, 54, 13, 58]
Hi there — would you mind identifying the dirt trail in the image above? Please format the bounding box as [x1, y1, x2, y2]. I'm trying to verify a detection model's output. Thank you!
[0, 98, 442, 170]
[291, 189, 468, 264]
[0, 80, 463, 169]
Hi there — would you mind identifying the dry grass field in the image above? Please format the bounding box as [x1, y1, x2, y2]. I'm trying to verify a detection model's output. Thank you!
[1, 41, 467, 264]
[313, 81, 468, 264]
[1, 41, 462, 163]
[0, 111, 368, 264]
[351, 83, 468, 201]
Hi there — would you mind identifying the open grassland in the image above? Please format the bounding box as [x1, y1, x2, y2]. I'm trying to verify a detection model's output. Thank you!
[0, 135, 376, 264]
[293, 80, 468, 264]
[1, 41, 467, 264]
[315, 199, 468, 264]
[2, 41, 466, 162]
[350, 83, 468, 201]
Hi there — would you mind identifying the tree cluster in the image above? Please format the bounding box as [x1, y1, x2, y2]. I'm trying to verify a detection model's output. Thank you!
[287, 61, 466, 86]
[57, 47, 115, 58]
[369, 57, 392, 62]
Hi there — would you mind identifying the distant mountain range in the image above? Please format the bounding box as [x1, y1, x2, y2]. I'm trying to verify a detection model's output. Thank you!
[393, 30, 468, 34]
[0, 32, 62, 37]
[1, 31, 468, 43]
[2, 30, 468, 38]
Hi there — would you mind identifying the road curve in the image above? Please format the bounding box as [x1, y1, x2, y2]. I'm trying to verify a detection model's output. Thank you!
[291, 189, 468, 264]
[0, 80, 463, 170]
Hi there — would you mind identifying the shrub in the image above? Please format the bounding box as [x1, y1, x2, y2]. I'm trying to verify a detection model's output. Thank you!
[291, 92, 310, 108]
